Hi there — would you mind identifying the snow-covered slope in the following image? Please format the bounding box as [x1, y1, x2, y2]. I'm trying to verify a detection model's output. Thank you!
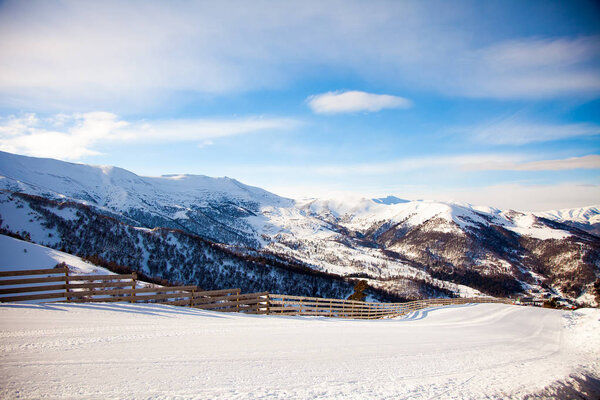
[536, 205, 600, 225]
[0, 150, 291, 246]
[1, 151, 599, 304]
[535, 205, 600, 236]
[0, 234, 112, 275]
[0, 302, 598, 399]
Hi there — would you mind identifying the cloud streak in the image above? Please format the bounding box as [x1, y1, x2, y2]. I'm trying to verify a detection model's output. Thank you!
[0, 113, 298, 160]
[464, 118, 600, 145]
[245, 154, 600, 177]
[307, 91, 412, 114]
[479, 155, 600, 171]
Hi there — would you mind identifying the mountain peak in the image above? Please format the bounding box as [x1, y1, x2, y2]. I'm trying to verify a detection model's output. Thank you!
[372, 195, 410, 205]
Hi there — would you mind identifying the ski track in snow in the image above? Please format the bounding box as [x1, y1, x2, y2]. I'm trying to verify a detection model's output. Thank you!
[0, 303, 598, 399]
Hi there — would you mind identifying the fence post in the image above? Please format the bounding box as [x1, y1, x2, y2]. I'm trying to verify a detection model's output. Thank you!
[65, 267, 70, 303]
[130, 272, 137, 303]
[190, 290, 195, 308]
[236, 289, 240, 313]
[266, 293, 270, 315]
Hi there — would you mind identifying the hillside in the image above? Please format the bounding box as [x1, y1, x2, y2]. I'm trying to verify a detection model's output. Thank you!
[1, 151, 599, 304]
[0, 233, 112, 275]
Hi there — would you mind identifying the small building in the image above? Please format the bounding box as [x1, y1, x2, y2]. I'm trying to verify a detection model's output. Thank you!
[516, 297, 544, 307]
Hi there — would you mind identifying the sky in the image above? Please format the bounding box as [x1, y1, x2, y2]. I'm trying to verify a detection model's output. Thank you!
[0, 0, 599, 211]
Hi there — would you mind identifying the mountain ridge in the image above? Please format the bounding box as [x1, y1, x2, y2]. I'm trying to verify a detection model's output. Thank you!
[1, 151, 598, 305]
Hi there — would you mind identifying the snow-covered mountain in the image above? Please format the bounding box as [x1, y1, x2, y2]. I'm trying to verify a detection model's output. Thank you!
[0, 150, 291, 246]
[1, 151, 599, 305]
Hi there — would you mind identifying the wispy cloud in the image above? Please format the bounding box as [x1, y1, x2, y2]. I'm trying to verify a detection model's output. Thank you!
[244, 154, 600, 177]
[307, 91, 412, 114]
[478, 155, 600, 171]
[464, 117, 600, 145]
[0, 113, 298, 160]
[1, 2, 598, 109]
[462, 36, 600, 98]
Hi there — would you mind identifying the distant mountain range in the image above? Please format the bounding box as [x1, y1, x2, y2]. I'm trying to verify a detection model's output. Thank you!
[1, 150, 598, 305]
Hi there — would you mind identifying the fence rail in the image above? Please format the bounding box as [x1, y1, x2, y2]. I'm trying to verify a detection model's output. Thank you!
[268, 294, 511, 319]
[0, 267, 514, 319]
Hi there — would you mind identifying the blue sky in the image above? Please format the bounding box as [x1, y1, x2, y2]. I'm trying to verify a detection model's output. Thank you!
[0, 0, 599, 210]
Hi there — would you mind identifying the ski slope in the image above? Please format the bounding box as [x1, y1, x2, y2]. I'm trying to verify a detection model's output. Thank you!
[0, 303, 598, 399]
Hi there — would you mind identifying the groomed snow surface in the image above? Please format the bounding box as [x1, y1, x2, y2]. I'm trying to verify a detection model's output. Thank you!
[1, 303, 599, 399]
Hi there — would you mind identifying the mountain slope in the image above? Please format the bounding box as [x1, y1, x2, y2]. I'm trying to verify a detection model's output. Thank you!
[0, 150, 290, 246]
[1, 151, 598, 305]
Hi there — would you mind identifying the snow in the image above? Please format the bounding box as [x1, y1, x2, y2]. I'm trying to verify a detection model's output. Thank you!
[0, 302, 597, 399]
[0, 234, 113, 275]
[0, 150, 292, 216]
[501, 213, 572, 240]
[536, 205, 600, 225]
[173, 209, 189, 220]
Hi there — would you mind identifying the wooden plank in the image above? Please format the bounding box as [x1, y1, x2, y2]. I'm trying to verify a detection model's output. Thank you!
[66, 281, 134, 290]
[135, 292, 197, 302]
[290, 305, 371, 313]
[67, 294, 178, 303]
[194, 298, 267, 310]
[167, 296, 269, 308]
[0, 292, 66, 302]
[197, 298, 267, 308]
[234, 298, 269, 306]
[64, 297, 129, 303]
[0, 267, 69, 277]
[270, 302, 372, 312]
[268, 306, 303, 312]
[221, 304, 267, 313]
[236, 292, 269, 300]
[162, 298, 193, 307]
[191, 291, 268, 305]
[0, 284, 68, 295]
[65, 274, 135, 282]
[0, 276, 67, 285]
[245, 309, 269, 315]
[67, 291, 196, 303]
[269, 299, 372, 308]
[193, 288, 241, 297]
[269, 294, 366, 305]
[67, 286, 197, 298]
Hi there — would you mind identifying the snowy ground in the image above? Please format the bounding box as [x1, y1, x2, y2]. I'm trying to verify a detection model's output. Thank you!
[1, 303, 598, 399]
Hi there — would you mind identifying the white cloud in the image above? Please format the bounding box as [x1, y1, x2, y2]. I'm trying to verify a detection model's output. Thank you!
[0, 113, 298, 160]
[0, 2, 597, 109]
[307, 91, 412, 114]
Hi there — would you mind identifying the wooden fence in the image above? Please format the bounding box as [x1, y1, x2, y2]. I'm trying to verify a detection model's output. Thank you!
[269, 294, 512, 319]
[0, 267, 513, 319]
[0, 267, 268, 314]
